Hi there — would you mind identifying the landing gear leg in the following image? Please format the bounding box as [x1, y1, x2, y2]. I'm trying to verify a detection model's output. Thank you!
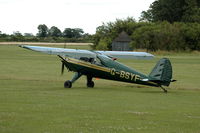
[160, 86, 168, 93]
[64, 72, 82, 88]
[87, 76, 94, 88]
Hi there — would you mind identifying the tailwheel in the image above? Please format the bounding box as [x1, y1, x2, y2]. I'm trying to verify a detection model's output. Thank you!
[160, 86, 168, 93]
[87, 81, 94, 88]
[64, 80, 72, 88]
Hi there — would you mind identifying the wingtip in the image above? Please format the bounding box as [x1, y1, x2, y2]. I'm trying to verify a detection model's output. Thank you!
[146, 53, 155, 57]
[18, 45, 25, 48]
[18, 45, 31, 50]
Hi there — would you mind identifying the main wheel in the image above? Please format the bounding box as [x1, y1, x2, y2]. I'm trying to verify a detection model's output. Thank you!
[64, 80, 72, 88]
[87, 81, 94, 88]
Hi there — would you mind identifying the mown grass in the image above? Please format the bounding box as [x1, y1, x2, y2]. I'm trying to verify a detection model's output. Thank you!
[0, 45, 200, 133]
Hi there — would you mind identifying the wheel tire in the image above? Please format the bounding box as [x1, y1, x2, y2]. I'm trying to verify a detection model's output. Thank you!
[87, 81, 94, 88]
[64, 80, 72, 88]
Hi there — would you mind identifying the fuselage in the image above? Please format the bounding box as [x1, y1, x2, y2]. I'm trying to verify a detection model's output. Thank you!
[63, 55, 159, 87]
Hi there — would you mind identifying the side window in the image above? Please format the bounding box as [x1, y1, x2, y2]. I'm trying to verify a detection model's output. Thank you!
[94, 57, 102, 66]
[79, 57, 103, 66]
[80, 57, 89, 62]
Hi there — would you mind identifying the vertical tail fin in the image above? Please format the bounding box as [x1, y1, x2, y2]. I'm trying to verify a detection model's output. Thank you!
[149, 58, 173, 86]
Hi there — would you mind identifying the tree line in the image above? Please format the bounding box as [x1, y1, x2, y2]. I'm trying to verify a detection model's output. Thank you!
[0, 24, 92, 43]
[93, 0, 200, 51]
[93, 18, 200, 51]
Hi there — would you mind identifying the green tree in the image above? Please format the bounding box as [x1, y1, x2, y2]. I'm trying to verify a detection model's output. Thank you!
[63, 28, 73, 38]
[48, 26, 62, 37]
[140, 10, 153, 22]
[37, 24, 48, 37]
[180, 23, 200, 50]
[13, 31, 22, 36]
[181, 0, 200, 22]
[93, 17, 141, 50]
[140, 0, 200, 23]
[63, 28, 84, 38]
[72, 28, 84, 38]
[11, 31, 24, 41]
[0, 31, 3, 38]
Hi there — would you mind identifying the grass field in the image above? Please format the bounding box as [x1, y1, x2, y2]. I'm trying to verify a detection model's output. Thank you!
[0, 45, 200, 133]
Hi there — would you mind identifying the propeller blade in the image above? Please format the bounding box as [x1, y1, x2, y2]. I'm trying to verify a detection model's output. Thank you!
[61, 62, 65, 75]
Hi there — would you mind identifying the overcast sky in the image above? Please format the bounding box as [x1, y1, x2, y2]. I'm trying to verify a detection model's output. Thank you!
[0, 0, 154, 35]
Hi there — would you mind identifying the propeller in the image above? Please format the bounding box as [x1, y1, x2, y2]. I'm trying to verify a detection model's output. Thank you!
[58, 55, 66, 75]
[61, 44, 67, 75]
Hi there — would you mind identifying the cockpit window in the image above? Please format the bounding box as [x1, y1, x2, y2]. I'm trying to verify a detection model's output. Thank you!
[80, 57, 102, 66]
[80, 57, 90, 62]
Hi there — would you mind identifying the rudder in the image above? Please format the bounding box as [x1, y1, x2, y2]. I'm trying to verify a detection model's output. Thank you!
[149, 58, 173, 86]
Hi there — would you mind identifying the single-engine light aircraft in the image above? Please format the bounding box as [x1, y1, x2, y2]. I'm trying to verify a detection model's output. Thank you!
[19, 45, 176, 93]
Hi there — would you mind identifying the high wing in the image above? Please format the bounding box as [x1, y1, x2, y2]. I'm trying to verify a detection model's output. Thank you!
[19, 45, 96, 59]
[96, 51, 154, 59]
[19, 45, 154, 59]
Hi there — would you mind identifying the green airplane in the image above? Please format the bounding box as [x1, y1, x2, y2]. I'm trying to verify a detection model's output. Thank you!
[19, 45, 176, 93]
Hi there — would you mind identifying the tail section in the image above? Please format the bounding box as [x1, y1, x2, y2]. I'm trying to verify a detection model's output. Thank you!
[149, 58, 173, 86]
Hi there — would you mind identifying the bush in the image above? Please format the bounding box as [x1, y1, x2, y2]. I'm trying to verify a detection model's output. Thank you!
[93, 18, 200, 51]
